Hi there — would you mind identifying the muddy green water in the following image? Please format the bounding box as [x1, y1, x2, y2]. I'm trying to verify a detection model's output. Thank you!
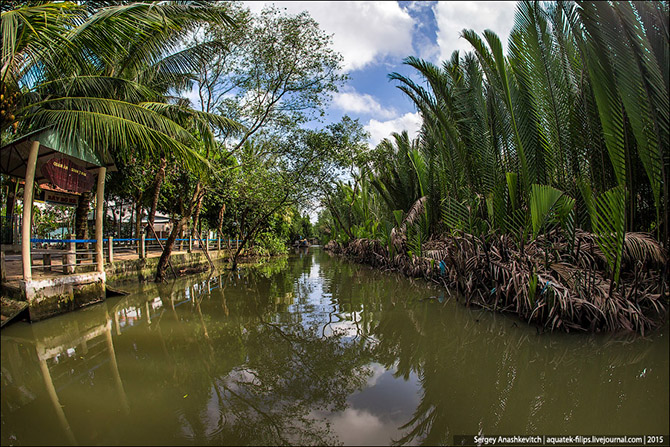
[1, 248, 668, 446]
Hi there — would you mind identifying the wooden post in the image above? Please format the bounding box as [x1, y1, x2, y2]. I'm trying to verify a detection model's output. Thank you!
[108, 236, 114, 263]
[140, 233, 146, 259]
[95, 167, 106, 273]
[43, 253, 52, 272]
[1, 251, 6, 283]
[217, 231, 221, 253]
[188, 230, 192, 253]
[64, 234, 76, 274]
[22, 140, 40, 281]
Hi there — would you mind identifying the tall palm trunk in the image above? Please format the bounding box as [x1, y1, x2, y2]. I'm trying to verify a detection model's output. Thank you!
[75, 191, 91, 260]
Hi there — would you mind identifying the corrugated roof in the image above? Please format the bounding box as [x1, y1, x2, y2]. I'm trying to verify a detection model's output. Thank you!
[0, 127, 116, 181]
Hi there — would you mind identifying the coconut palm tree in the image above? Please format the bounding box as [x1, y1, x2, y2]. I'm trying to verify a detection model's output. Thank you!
[2, 1, 245, 270]
[1, 1, 237, 165]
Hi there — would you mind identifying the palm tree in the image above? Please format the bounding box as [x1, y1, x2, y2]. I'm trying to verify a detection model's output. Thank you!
[369, 131, 424, 215]
[323, 1, 667, 333]
[2, 1, 245, 274]
[2, 1, 237, 164]
[385, 0, 667, 280]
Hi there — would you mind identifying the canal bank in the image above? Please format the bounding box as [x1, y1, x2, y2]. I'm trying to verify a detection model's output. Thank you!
[1, 247, 259, 324]
[324, 238, 669, 335]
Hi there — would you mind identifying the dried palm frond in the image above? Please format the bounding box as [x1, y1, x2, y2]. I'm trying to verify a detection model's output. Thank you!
[622, 232, 667, 267]
[390, 196, 428, 251]
[330, 224, 668, 335]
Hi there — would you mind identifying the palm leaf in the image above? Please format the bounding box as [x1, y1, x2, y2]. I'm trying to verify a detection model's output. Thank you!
[530, 184, 568, 237]
[591, 185, 627, 284]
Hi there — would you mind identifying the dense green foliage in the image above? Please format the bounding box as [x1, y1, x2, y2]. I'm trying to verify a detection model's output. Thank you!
[1, 0, 667, 329]
[322, 0, 668, 272]
[319, 1, 668, 333]
[1, 1, 347, 276]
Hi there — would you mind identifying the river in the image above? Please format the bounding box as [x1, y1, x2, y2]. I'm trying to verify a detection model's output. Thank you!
[1, 248, 668, 445]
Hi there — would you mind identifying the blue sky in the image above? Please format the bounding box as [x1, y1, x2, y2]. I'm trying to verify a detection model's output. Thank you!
[244, 1, 517, 146]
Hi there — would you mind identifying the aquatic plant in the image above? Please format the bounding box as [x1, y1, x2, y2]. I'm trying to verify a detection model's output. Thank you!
[321, 1, 669, 333]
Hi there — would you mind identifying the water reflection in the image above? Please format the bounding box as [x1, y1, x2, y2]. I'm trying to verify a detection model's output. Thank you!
[1, 250, 668, 446]
[2, 304, 129, 446]
[369, 293, 669, 444]
[2, 255, 375, 445]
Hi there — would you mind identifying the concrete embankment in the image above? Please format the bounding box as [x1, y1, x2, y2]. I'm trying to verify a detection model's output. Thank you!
[1, 249, 235, 324]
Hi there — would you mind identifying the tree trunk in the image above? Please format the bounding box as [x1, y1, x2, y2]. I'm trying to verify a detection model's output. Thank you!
[155, 216, 188, 282]
[155, 182, 202, 281]
[111, 204, 117, 235]
[230, 190, 294, 270]
[178, 202, 186, 251]
[129, 203, 134, 241]
[118, 201, 123, 238]
[190, 193, 205, 244]
[217, 203, 225, 235]
[147, 157, 167, 228]
[75, 191, 91, 260]
[230, 234, 248, 271]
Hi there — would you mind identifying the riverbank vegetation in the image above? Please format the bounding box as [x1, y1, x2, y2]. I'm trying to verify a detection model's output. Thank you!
[319, 1, 668, 334]
[1, 1, 345, 278]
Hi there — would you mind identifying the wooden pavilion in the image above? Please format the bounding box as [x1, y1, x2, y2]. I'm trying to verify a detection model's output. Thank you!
[0, 127, 115, 322]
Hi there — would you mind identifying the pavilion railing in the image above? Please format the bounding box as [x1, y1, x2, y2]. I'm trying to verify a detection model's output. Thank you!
[23, 236, 243, 274]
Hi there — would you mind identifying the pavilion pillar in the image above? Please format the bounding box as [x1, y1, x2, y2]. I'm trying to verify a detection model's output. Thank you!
[96, 167, 106, 273]
[22, 141, 40, 281]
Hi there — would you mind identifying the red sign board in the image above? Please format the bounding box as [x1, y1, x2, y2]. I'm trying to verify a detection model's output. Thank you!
[41, 157, 95, 193]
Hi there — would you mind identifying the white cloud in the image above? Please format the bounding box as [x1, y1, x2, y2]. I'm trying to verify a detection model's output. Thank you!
[433, 1, 517, 63]
[184, 85, 202, 110]
[365, 112, 422, 148]
[403, 1, 436, 15]
[333, 88, 396, 119]
[328, 408, 386, 445]
[244, 2, 415, 72]
[365, 362, 387, 387]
